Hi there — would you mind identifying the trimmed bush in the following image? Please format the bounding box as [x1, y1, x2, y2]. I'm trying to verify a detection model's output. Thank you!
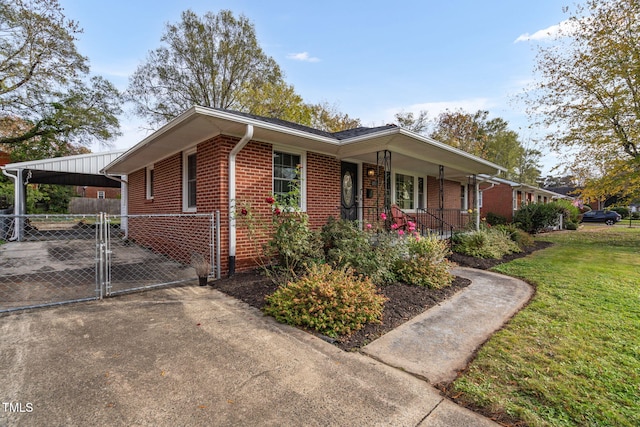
[394, 235, 453, 289]
[264, 264, 387, 338]
[485, 212, 507, 226]
[452, 228, 522, 259]
[321, 217, 398, 285]
[494, 224, 535, 249]
[513, 203, 562, 234]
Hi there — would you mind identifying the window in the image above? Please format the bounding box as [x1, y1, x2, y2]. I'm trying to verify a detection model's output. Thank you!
[395, 173, 414, 210]
[146, 166, 154, 199]
[273, 151, 301, 206]
[417, 177, 425, 209]
[460, 185, 467, 211]
[97, 191, 105, 199]
[183, 150, 197, 211]
[478, 191, 483, 208]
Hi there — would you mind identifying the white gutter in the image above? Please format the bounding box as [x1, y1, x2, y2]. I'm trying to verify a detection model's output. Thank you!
[228, 124, 254, 275]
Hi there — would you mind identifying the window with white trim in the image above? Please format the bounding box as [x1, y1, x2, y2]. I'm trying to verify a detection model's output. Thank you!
[460, 185, 467, 211]
[97, 191, 105, 199]
[273, 151, 301, 207]
[183, 149, 197, 212]
[146, 166, 154, 200]
[478, 190, 483, 208]
[417, 177, 425, 209]
[395, 173, 414, 210]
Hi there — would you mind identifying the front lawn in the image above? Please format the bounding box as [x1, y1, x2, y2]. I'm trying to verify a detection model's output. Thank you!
[449, 227, 640, 426]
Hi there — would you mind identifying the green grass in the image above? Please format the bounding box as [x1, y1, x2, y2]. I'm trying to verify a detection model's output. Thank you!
[451, 227, 640, 427]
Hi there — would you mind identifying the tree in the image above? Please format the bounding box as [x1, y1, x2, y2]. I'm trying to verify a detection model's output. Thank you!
[528, 0, 640, 202]
[429, 109, 540, 183]
[307, 101, 361, 132]
[0, 0, 122, 147]
[394, 110, 429, 134]
[128, 9, 291, 128]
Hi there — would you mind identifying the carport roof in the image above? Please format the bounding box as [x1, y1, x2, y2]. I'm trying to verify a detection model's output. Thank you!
[2, 151, 126, 187]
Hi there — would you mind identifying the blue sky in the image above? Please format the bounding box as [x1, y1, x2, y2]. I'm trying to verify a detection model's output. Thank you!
[59, 0, 577, 175]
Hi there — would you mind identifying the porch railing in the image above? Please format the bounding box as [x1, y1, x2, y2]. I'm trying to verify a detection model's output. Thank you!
[357, 205, 469, 239]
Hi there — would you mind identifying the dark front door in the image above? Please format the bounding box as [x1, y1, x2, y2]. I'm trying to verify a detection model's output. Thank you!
[341, 162, 358, 221]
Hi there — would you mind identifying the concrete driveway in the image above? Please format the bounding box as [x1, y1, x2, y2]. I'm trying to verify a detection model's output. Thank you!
[0, 285, 495, 426]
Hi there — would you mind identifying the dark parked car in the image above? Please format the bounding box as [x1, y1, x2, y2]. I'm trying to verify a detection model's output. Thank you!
[580, 210, 622, 225]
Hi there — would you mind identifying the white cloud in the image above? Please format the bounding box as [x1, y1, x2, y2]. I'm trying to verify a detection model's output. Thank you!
[286, 52, 320, 62]
[514, 19, 578, 43]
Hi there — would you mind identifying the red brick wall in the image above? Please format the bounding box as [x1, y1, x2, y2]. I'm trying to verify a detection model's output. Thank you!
[427, 176, 465, 210]
[480, 183, 514, 221]
[307, 152, 341, 227]
[126, 135, 345, 275]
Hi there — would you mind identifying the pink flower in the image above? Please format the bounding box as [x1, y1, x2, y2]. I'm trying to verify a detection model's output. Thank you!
[380, 212, 387, 220]
[366, 223, 372, 229]
[274, 208, 281, 215]
[398, 230, 405, 236]
[413, 232, 421, 239]
[240, 208, 248, 216]
[391, 223, 399, 230]
[265, 196, 275, 204]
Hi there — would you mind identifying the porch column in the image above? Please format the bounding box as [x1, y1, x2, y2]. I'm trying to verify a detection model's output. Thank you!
[438, 165, 444, 235]
[376, 150, 392, 212]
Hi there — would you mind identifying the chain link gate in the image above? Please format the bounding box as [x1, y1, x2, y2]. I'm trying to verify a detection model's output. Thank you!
[1, 212, 220, 313]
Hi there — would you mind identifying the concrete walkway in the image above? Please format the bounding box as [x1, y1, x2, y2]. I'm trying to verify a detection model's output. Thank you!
[362, 267, 534, 386]
[0, 268, 532, 426]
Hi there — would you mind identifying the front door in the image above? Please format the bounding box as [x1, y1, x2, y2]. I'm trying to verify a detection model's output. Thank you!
[341, 162, 358, 221]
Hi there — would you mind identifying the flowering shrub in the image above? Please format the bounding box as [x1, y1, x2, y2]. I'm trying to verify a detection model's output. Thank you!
[394, 235, 454, 289]
[263, 264, 387, 338]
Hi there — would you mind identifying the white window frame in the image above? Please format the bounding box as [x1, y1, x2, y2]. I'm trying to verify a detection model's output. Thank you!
[478, 190, 483, 209]
[391, 170, 426, 212]
[272, 146, 307, 211]
[146, 165, 154, 200]
[183, 148, 197, 212]
[460, 184, 468, 212]
[97, 190, 105, 199]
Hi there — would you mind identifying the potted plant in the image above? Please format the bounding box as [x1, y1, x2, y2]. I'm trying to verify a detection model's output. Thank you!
[190, 253, 211, 286]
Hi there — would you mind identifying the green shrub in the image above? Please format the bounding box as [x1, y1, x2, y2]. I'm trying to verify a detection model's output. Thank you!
[513, 203, 562, 234]
[268, 211, 323, 280]
[264, 264, 387, 338]
[321, 217, 399, 285]
[494, 224, 535, 249]
[452, 228, 521, 259]
[485, 212, 507, 226]
[565, 221, 578, 230]
[632, 211, 640, 220]
[394, 235, 453, 289]
[552, 199, 581, 225]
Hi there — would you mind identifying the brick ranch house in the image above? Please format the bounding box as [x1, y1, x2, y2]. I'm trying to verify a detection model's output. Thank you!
[479, 175, 572, 222]
[102, 106, 505, 276]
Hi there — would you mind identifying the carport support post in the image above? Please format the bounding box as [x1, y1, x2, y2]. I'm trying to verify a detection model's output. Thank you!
[14, 169, 26, 241]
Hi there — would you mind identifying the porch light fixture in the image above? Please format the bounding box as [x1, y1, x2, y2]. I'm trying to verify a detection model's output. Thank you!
[367, 168, 375, 177]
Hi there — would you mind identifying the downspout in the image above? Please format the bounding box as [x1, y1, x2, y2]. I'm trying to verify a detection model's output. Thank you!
[228, 124, 254, 276]
[474, 171, 501, 231]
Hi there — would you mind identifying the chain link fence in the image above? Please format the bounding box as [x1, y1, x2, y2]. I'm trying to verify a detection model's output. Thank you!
[0, 212, 220, 313]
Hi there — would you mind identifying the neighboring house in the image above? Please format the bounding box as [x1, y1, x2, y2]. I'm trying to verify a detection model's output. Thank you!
[479, 176, 572, 222]
[75, 186, 121, 199]
[102, 106, 505, 276]
[0, 150, 10, 167]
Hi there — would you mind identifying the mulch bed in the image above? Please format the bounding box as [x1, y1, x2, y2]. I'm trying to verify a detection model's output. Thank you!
[211, 240, 553, 351]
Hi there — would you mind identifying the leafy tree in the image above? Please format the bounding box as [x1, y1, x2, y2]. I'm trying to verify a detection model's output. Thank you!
[527, 0, 640, 202]
[0, 0, 122, 147]
[128, 9, 291, 127]
[307, 101, 361, 132]
[394, 110, 429, 134]
[429, 109, 540, 183]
